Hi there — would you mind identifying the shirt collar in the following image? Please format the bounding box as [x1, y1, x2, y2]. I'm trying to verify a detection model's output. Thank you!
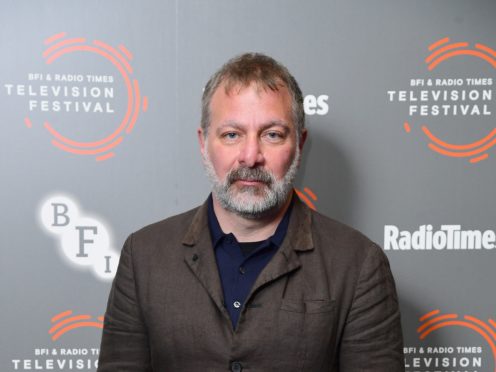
[207, 193, 294, 248]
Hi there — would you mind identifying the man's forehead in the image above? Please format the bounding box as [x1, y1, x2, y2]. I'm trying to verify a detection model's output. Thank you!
[218, 79, 289, 97]
[209, 81, 293, 123]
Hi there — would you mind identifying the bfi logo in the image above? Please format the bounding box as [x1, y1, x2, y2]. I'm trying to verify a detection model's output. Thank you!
[40, 195, 119, 281]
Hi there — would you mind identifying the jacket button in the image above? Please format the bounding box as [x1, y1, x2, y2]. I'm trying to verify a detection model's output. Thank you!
[230, 361, 242, 372]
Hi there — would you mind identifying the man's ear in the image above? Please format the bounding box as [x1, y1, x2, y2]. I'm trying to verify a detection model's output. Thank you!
[299, 128, 308, 151]
[197, 127, 206, 155]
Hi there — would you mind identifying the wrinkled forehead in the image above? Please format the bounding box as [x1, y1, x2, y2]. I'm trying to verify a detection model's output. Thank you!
[219, 77, 288, 97]
[209, 80, 293, 122]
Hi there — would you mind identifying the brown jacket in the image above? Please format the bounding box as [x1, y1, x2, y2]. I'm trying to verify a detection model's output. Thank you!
[98, 197, 404, 371]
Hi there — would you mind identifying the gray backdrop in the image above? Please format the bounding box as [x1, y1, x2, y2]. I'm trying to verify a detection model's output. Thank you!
[1, 1, 495, 371]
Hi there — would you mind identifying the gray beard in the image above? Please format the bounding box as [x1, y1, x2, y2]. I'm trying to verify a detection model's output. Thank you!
[202, 147, 300, 219]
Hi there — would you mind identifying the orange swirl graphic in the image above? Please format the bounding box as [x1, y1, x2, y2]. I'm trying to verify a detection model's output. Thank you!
[34, 33, 147, 161]
[49, 310, 104, 341]
[403, 39, 496, 164]
[295, 187, 318, 210]
[418, 310, 496, 372]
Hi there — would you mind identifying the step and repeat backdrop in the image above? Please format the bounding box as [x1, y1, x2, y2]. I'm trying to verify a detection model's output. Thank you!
[1, 1, 495, 371]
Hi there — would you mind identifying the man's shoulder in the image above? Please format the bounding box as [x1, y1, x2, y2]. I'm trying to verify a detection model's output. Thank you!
[311, 210, 374, 243]
[305, 208, 392, 295]
[131, 204, 202, 244]
[308, 208, 382, 259]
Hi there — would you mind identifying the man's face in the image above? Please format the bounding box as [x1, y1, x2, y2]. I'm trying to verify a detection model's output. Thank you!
[199, 82, 306, 218]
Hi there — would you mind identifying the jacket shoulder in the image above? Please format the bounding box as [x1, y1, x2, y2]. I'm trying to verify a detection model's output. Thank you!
[125, 205, 201, 257]
[311, 210, 377, 244]
[309, 209, 383, 262]
[135, 206, 199, 238]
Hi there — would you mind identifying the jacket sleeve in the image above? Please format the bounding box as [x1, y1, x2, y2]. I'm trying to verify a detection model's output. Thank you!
[339, 244, 405, 371]
[97, 234, 152, 371]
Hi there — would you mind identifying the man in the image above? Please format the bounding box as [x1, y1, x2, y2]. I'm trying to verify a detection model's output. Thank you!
[98, 53, 404, 371]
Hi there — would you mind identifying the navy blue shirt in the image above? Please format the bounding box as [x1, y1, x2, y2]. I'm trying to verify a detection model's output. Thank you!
[207, 195, 293, 329]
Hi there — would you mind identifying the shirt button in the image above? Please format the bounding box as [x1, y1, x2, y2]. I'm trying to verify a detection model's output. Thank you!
[239, 266, 246, 274]
[230, 361, 243, 372]
[233, 301, 241, 309]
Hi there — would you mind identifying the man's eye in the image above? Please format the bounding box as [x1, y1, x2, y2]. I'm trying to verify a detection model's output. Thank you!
[265, 131, 284, 141]
[223, 132, 239, 140]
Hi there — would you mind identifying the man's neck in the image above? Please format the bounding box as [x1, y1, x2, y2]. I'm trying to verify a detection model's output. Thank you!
[212, 195, 292, 243]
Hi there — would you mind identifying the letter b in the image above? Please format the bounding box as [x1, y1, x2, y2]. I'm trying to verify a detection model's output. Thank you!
[51, 203, 70, 226]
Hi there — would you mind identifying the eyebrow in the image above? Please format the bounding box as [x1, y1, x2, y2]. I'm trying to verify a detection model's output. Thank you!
[216, 120, 291, 134]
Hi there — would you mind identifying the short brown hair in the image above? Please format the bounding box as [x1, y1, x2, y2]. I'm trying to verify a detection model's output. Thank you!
[201, 53, 305, 140]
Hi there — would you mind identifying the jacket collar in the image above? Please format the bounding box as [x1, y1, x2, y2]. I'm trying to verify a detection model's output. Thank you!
[182, 191, 314, 253]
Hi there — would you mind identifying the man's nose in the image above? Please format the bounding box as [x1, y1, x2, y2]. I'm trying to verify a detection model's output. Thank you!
[238, 136, 264, 167]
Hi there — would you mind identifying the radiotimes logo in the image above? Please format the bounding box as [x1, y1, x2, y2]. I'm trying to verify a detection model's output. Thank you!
[39, 194, 119, 281]
[3, 32, 148, 161]
[11, 310, 103, 370]
[387, 37, 495, 164]
[303, 94, 329, 116]
[384, 224, 495, 251]
[404, 309, 496, 372]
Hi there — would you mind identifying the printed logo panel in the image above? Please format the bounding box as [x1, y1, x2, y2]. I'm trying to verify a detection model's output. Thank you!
[11, 310, 103, 371]
[40, 194, 119, 280]
[3, 32, 148, 161]
[387, 37, 495, 164]
[404, 309, 496, 372]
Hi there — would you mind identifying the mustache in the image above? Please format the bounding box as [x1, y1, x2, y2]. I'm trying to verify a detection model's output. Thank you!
[227, 167, 274, 185]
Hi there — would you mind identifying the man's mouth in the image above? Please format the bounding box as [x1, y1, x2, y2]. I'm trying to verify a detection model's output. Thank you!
[235, 179, 266, 186]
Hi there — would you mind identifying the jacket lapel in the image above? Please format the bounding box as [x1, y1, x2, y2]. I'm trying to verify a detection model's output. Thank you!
[182, 202, 231, 323]
[247, 197, 314, 301]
